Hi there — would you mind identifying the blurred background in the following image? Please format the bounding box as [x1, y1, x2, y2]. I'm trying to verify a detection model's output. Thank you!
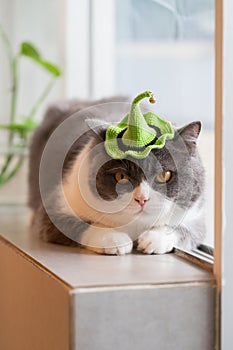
[0, 0, 215, 246]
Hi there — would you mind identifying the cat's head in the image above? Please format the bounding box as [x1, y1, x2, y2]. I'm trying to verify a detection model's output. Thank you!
[63, 118, 204, 234]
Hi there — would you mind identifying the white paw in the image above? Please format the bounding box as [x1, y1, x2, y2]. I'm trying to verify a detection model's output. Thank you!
[102, 233, 133, 255]
[137, 228, 178, 255]
[84, 231, 133, 255]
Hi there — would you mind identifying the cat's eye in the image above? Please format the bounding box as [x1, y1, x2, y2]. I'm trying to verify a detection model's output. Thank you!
[156, 170, 172, 183]
[115, 172, 129, 184]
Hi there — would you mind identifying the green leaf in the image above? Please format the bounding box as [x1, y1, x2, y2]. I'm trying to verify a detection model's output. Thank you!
[23, 117, 39, 129]
[0, 120, 38, 133]
[20, 41, 61, 77]
[0, 123, 26, 132]
[35, 58, 61, 77]
[21, 42, 40, 59]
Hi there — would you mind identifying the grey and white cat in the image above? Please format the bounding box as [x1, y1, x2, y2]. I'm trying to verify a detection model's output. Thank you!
[29, 98, 205, 255]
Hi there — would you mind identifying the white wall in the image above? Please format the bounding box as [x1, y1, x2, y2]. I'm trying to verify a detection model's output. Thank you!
[0, 0, 65, 124]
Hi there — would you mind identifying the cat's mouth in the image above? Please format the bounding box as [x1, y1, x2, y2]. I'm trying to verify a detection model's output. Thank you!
[135, 208, 144, 215]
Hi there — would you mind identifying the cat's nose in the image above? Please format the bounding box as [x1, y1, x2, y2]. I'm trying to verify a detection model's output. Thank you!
[134, 196, 149, 207]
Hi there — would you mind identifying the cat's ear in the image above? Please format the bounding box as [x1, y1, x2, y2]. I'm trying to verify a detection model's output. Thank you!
[85, 118, 111, 141]
[176, 121, 201, 153]
[177, 121, 201, 142]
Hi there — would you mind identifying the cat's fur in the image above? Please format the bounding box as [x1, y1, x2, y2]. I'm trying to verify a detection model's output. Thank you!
[29, 97, 205, 255]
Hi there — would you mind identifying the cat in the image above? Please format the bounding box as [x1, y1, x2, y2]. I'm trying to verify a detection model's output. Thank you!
[28, 97, 205, 255]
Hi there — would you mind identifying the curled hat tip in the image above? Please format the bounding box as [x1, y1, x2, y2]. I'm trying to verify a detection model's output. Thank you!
[132, 90, 156, 105]
[149, 95, 156, 104]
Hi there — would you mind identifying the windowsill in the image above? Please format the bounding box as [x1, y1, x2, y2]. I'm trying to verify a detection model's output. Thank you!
[0, 206, 214, 288]
[0, 206, 216, 349]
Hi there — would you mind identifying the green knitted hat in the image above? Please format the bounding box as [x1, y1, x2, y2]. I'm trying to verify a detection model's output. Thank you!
[104, 90, 175, 159]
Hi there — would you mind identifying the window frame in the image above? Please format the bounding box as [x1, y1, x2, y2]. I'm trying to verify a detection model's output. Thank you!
[214, 0, 222, 347]
[65, 0, 91, 99]
[215, 0, 233, 348]
[65, 0, 115, 99]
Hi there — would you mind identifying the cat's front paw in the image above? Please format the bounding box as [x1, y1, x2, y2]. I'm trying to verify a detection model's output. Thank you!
[103, 233, 133, 255]
[88, 232, 133, 256]
[137, 228, 178, 255]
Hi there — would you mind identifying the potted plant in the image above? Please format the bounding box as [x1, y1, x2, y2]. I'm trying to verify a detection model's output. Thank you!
[0, 24, 61, 205]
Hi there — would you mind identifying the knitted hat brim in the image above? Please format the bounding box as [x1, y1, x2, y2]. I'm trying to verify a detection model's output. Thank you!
[105, 112, 175, 159]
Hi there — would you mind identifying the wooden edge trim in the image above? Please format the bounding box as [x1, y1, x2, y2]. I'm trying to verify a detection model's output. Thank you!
[0, 235, 72, 290]
[214, 0, 223, 348]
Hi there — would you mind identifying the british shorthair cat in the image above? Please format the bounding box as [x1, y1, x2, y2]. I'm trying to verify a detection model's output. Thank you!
[29, 96, 205, 255]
